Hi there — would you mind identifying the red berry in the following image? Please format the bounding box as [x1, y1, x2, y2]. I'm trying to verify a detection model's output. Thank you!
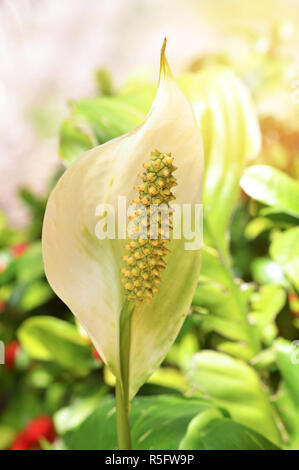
[5, 341, 20, 369]
[11, 242, 29, 258]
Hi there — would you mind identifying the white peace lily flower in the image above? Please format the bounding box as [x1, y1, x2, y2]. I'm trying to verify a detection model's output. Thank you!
[42, 41, 203, 404]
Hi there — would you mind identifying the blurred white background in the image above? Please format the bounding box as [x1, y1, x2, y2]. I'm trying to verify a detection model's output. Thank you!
[0, 0, 298, 224]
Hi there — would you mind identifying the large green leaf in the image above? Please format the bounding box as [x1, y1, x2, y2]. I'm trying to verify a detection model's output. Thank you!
[131, 396, 211, 450]
[180, 410, 279, 450]
[69, 395, 213, 450]
[241, 165, 299, 218]
[18, 316, 94, 375]
[187, 350, 281, 446]
[270, 227, 299, 291]
[274, 339, 299, 449]
[54, 390, 107, 435]
[69, 394, 279, 450]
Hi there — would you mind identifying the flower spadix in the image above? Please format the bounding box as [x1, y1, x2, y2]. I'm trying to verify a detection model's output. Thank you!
[42, 41, 203, 398]
[121, 150, 177, 302]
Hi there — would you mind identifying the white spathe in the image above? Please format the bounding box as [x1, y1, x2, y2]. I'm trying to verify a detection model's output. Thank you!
[42, 43, 204, 397]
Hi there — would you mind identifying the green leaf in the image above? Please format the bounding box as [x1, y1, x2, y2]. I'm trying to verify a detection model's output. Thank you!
[18, 316, 94, 375]
[193, 282, 251, 344]
[94, 68, 114, 96]
[192, 278, 257, 359]
[59, 120, 95, 165]
[250, 285, 286, 345]
[166, 332, 199, 371]
[69, 395, 213, 450]
[188, 350, 281, 446]
[193, 239, 259, 359]
[18, 187, 45, 213]
[0, 425, 15, 450]
[199, 246, 231, 288]
[69, 396, 117, 450]
[54, 390, 107, 434]
[16, 242, 44, 283]
[241, 165, 299, 218]
[147, 367, 188, 393]
[18, 280, 53, 311]
[274, 339, 299, 448]
[270, 227, 299, 291]
[251, 257, 287, 286]
[245, 217, 274, 240]
[70, 394, 279, 450]
[0, 251, 16, 286]
[118, 81, 156, 113]
[217, 341, 253, 360]
[131, 396, 211, 450]
[275, 338, 299, 409]
[59, 97, 146, 165]
[180, 410, 279, 450]
[179, 66, 261, 258]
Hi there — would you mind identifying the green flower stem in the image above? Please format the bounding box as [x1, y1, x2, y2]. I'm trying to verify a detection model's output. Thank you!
[116, 299, 135, 450]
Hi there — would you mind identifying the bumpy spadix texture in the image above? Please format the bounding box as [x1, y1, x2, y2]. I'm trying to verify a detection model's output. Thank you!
[121, 150, 177, 302]
[42, 44, 203, 398]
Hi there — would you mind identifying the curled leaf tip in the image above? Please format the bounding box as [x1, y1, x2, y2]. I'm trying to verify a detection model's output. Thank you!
[159, 37, 173, 79]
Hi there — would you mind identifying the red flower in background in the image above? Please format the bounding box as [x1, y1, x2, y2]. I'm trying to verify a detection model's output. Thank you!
[10, 434, 30, 451]
[11, 242, 29, 258]
[5, 341, 20, 369]
[0, 300, 5, 313]
[10, 416, 56, 450]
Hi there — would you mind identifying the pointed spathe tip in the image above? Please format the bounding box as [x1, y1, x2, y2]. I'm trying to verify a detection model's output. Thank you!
[161, 37, 167, 55]
[159, 37, 173, 80]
